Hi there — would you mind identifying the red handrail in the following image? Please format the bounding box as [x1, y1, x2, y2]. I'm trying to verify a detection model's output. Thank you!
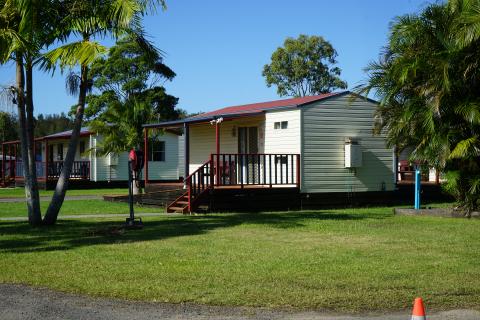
[185, 159, 213, 212]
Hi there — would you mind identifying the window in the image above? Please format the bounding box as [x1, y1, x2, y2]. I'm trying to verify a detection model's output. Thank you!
[79, 141, 85, 155]
[274, 121, 288, 129]
[57, 144, 63, 161]
[148, 140, 165, 162]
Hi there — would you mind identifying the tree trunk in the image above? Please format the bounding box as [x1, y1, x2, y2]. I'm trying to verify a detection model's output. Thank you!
[15, 53, 42, 226]
[25, 56, 42, 221]
[43, 64, 88, 225]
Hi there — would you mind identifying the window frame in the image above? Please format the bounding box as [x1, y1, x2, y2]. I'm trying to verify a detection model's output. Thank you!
[274, 121, 288, 130]
[148, 140, 166, 162]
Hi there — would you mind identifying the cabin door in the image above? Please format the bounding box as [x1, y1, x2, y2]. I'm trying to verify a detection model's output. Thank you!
[238, 127, 258, 183]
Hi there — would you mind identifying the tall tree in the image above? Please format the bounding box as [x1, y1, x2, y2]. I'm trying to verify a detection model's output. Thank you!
[85, 35, 179, 194]
[41, 0, 165, 225]
[0, 0, 58, 225]
[357, 1, 480, 214]
[262, 34, 347, 97]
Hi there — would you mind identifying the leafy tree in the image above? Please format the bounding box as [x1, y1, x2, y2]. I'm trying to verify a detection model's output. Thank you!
[0, 111, 18, 143]
[357, 1, 480, 215]
[85, 35, 179, 193]
[35, 113, 74, 137]
[262, 34, 347, 97]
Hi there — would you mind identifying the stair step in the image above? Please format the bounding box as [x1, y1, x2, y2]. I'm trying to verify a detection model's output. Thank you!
[168, 206, 187, 211]
[177, 201, 188, 204]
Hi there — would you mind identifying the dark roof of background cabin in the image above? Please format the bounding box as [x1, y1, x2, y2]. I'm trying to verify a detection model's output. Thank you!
[43, 127, 92, 139]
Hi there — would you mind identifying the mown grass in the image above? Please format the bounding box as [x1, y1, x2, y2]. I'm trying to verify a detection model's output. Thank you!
[0, 200, 161, 218]
[0, 207, 478, 313]
[0, 188, 127, 198]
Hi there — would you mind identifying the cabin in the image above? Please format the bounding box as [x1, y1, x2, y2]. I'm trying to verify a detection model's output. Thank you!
[1, 128, 183, 189]
[144, 91, 403, 213]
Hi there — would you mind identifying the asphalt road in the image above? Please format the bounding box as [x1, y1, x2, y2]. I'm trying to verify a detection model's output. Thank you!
[1, 284, 479, 320]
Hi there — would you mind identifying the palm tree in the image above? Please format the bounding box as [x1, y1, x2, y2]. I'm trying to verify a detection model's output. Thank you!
[357, 2, 480, 214]
[0, 0, 59, 226]
[41, 0, 165, 225]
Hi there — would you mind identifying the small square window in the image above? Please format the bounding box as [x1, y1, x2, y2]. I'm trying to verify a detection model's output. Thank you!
[274, 121, 288, 129]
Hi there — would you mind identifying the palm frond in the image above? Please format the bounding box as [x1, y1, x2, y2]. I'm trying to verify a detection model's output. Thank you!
[41, 40, 108, 71]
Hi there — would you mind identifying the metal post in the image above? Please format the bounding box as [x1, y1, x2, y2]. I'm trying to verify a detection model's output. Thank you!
[414, 167, 421, 210]
[184, 123, 190, 189]
[128, 160, 135, 221]
[215, 121, 220, 186]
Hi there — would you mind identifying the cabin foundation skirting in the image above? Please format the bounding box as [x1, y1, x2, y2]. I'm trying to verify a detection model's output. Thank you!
[300, 185, 452, 209]
[206, 184, 451, 212]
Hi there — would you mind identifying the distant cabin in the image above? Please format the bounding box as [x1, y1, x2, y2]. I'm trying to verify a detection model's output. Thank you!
[1, 128, 183, 189]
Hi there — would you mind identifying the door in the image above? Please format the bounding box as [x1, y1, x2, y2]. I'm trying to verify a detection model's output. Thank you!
[238, 127, 258, 183]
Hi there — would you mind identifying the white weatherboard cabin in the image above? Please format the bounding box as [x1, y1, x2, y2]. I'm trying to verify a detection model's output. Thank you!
[144, 91, 396, 213]
[1, 128, 183, 189]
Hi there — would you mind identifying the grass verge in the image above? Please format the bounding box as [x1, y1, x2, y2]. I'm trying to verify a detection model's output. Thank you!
[0, 200, 161, 218]
[0, 207, 478, 313]
[0, 188, 127, 198]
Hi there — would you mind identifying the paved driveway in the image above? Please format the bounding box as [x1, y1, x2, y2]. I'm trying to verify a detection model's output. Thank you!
[1, 284, 479, 320]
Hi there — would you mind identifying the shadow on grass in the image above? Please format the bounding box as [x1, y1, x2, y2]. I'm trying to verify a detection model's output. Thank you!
[0, 210, 390, 254]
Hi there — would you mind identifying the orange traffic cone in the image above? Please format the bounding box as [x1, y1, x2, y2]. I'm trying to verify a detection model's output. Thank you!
[411, 297, 426, 320]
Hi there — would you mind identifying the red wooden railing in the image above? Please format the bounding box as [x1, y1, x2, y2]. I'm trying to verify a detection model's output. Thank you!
[184, 153, 300, 213]
[15, 160, 90, 180]
[212, 153, 300, 188]
[49, 161, 90, 179]
[186, 159, 213, 212]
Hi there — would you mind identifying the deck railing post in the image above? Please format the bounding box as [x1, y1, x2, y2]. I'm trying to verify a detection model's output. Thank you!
[296, 154, 300, 189]
[187, 177, 192, 212]
[210, 154, 214, 190]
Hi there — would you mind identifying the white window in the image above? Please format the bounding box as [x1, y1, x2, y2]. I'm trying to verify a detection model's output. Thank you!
[274, 121, 288, 130]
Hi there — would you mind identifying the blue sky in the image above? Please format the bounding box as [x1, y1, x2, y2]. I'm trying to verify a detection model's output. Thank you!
[0, 0, 434, 116]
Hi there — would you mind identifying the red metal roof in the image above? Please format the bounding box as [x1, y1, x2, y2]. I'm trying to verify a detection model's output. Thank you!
[192, 92, 346, 119]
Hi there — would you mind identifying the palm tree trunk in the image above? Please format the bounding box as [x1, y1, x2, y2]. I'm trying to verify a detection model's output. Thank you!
[25, 56, 42, 220]
[43, 64, 88, 225]
[16, 53, 42, 226]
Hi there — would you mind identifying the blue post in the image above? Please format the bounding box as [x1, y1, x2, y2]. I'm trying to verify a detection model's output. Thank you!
[414, 168, 421, 210]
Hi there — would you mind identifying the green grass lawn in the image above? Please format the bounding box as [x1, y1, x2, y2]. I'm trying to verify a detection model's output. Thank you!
[0, 200, 161, 217]
[0, 187, 127, 198]
[0, 207, 478, 313]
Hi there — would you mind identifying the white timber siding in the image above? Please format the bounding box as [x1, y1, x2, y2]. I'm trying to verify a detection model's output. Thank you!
[147, 132, 180, 180]
[263, 109, 301, 185]
[91, 135, 129, 182]
[301, 94, 394, 193]
[188, 116, 265, 173]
